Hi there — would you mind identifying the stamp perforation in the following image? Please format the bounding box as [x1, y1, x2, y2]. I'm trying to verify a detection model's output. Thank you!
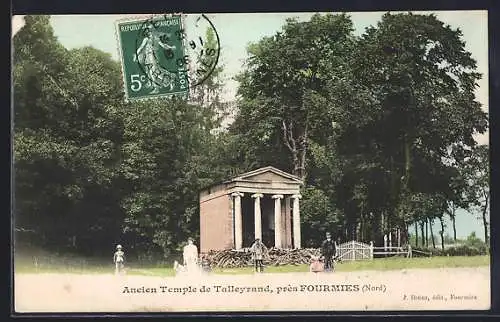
[114, 13, 188, 102]
[114, 13, 220, 102]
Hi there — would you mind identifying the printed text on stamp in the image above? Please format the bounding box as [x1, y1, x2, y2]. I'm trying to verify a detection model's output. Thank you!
[116, 15, 188, 100]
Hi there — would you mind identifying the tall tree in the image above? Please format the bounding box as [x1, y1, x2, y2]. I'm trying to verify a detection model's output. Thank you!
[438, 214, 446, 250]
[14, 16, 127, 254]
[461, 144, 489, 243]
[233, 13, 356, 181]
[332, 12, 488, 243]
[119, 97, 223, 258]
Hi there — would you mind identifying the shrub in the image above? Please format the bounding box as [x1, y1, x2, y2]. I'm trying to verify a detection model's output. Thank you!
[412, 245, 488, 257]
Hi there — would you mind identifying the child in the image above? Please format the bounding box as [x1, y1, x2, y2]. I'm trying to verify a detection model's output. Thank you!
[200, 255, 211, 273]
[310, 255, 324, 273]
[174, 260, 187, 276]
[113, 244, 125, 275]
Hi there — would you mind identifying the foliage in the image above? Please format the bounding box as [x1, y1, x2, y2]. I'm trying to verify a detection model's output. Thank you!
[460, 145, 490, 243]
[232, 13, 356, 180]
[328, 12, 488, 243]
[14, 16, 126, 255]
[413, 244, 489, 257]
[300, 187, 343, 247]
[13, 16, 227, 260]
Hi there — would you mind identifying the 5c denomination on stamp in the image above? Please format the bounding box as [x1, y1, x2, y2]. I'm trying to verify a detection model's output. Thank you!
[115, 13, 221, 101]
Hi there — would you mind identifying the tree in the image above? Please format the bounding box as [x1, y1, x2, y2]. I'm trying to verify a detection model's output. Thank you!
[465, 231, 485, 248]
[118, 28, 231, 258]
[300, 187, 343, 247]
[14, 16, 127, 254]
[461, 144, 489, 244]
[438, 215, 446, 250]
[233, 13, 356, 181]
[331, 12, 488, 244]
[118, 97, 218, 258]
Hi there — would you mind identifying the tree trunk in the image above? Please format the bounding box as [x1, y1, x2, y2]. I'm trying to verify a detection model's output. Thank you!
[482, 194, 489, 244]
[282, 119, 307, 181]
[420, 221, 425, 248]
[448, 203, 457, 242]
[404, 137, 411, 187]
[415, 222, 418, 247]
[439, 216, 445, 250]
[425, 219, 429, 247]
[381, 211, 385, 237]
[429, 219, 435, 248]
[404, 223, 409, 246]
[452, 213, 457, 242]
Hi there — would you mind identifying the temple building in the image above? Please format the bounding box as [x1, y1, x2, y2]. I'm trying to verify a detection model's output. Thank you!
[199, 166, 303, 253]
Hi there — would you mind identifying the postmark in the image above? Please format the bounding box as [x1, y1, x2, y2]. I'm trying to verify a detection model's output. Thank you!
[182, 14, 221, 87]
[115, 14, 220, 101]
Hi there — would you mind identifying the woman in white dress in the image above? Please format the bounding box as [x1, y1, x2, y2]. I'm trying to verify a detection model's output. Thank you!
[182, 237, 199, 273]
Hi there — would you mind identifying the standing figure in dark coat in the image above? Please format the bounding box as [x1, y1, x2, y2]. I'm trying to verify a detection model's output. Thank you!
[321, 232, 336, 272]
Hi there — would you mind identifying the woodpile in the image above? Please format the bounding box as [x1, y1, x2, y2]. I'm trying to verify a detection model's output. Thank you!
[204, 248, 322, 268]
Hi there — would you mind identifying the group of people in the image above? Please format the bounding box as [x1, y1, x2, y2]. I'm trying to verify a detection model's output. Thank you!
[113, 238, 207, 276]
[310, 232, 337, 273]
[112, 232, 339, 275]
[249, 232, 338, 274]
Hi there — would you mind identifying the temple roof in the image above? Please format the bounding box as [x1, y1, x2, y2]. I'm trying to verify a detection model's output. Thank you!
[200, 166, 303, 194]
[228, 166, 302, 184]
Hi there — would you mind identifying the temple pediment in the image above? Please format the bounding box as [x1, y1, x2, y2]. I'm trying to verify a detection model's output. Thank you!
[231, 166, 302, 184]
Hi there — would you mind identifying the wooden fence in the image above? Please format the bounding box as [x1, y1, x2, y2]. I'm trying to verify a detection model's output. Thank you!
[336, 241, 414, 261]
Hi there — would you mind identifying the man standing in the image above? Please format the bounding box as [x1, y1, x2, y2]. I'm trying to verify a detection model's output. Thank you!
[321, 232, 336, 272]
[183, 237, 199, 273]
[250, 238, 267, 273]
[113, 244, 125, 275]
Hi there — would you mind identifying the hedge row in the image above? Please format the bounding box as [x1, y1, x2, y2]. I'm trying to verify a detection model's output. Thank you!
[412, 245, 489, 257]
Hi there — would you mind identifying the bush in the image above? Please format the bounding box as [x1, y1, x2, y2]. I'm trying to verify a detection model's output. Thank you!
[411, 247, 443, 257]
[412, 245, 488, 257]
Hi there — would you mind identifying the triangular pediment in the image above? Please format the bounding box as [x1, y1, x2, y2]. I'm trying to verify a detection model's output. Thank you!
[232, 166, 302, 184]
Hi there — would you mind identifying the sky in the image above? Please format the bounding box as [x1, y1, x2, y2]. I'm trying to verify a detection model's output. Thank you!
[11, 11, 490, 241]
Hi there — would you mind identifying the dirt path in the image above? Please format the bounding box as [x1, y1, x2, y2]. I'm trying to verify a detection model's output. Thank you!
[14, 267, 490, 313]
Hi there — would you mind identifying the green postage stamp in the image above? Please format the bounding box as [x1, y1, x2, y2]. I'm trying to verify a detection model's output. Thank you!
[115, 15, 189, 100]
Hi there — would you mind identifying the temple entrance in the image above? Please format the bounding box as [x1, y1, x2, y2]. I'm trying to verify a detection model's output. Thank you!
[241, 195, 254, 248]
[261, 195, 274, 248]
[240, 194, 277, 248]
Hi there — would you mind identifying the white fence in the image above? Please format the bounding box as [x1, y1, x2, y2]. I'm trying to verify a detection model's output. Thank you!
[335, 241, 372, 261]
[336, 241, 413, 261]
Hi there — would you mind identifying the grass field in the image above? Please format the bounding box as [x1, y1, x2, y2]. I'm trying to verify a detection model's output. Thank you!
[14, 252, 490, 276]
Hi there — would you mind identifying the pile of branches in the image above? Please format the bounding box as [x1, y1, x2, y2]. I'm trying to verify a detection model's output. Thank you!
[204, 248, 321, 268]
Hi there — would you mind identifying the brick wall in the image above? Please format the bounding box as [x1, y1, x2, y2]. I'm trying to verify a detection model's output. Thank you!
[200, 194, 233, 253]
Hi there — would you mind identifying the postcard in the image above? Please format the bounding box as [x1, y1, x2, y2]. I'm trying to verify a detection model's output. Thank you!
[12, 11, 490, 313]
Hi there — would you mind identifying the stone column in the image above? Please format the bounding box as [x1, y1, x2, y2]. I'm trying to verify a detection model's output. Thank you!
[284, 197, 292, 248]
[291, 194, 302, 249]
[251, 193, 263, 241]
[272, 194, 284, 248]
[231, 192, 244, 250]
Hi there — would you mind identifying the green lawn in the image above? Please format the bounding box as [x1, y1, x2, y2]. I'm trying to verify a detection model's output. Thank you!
[212, 255, 490, 275]
[14, 254, 490, 276]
